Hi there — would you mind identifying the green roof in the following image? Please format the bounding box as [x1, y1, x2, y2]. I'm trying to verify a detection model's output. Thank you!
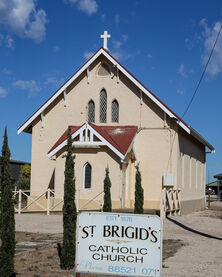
[206, 180, 221, 187]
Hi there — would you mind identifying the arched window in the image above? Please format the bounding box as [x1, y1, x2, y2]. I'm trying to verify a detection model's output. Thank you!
[84, 163, 92, 189]
[100, 90, 107, 123]
[112, 100, 119, 122]
[88, 100, 95, 123]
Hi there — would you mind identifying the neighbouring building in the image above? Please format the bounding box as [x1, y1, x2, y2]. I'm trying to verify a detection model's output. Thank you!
[17, 32, 214, 214]
[211, 174, 222, 201]
[0, 159, 29, 185]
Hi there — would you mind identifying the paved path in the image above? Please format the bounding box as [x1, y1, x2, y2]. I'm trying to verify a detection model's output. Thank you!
[16, 214, 63, 234]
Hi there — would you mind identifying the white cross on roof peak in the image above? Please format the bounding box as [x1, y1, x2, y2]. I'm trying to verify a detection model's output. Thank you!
[100, 31, 111, 51]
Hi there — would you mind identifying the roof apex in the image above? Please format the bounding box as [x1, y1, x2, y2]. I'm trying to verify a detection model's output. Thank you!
[17, 47, 214, 152]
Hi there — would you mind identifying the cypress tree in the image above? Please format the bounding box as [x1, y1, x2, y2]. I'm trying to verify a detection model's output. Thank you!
[134, 166, 144, 214]
[103, 167, 112, 212]
[60, 127, 77, 269]
[0, 128, 15, 277]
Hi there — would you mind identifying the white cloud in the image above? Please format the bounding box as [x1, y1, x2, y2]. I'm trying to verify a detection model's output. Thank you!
[13, 79, 40, 97]
[5, 35, 13, 48]
[0, 34, 14, 48]
[101, 13, 106, 22]
[112, 35, 128, 50]
[185, 37, 195, 50]
[111, 51, 123, 60]
[179, 63, 187, 78]
[114, 14, 120, 25]
[112, 40, 122, 49]
[45, 76, 64, 88]
[24, 9, 47, 43]
[200, 18, 222, 78]
[0, 33, 3, 46]
[122, 34, 128, 42]
[110, 34, 132, 61]
[83, 50, 94, 60]
[53, 45, 60, 53]
[68, 0, 98, 15]
[0, 87, 7, 98]
[0, 0, 47, 43]
[2, 68, 11, 75]
[176, 88, 185, 95]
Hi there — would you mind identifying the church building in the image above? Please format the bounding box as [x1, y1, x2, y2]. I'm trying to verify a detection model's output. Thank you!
[18, 32, 214, 214]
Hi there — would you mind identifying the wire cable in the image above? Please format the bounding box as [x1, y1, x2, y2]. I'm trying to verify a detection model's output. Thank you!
[165, 24, 222, 173]
[181, 23, 222, 119]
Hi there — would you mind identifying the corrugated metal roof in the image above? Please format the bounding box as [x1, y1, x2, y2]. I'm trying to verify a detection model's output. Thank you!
[48, 123, 137, 158]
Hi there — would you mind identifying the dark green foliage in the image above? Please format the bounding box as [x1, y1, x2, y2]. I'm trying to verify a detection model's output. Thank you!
[16, 164, 31, 190]
[134, 166, 144, 214]
[16, 176, 30, 190]
[60, 128, 77, 269]
[103, 167, 112, 212]
[0, 128, 15, 277]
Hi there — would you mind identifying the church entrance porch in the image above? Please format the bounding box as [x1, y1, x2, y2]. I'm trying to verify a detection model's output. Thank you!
[47, 122, 138, 212]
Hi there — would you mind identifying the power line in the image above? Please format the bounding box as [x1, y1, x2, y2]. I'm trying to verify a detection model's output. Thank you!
[166, 25, 222, 173]
[181, 23, 222, 119]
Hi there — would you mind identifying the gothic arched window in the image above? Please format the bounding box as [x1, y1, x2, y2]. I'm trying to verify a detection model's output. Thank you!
[100, 90, 107, 123]
[84, 163, 92, 189]
[88, 100, 95, 123]
[112, 100, 119, 122]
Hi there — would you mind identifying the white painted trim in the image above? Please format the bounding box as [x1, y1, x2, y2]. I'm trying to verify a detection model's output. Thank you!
[120, 163, 123, 208]
[80, 130, 83, 142]
[63, 90, 67, 107]
[85, 124, 88, 142]
[48, 123, 125, 160]
[117, 67, 119, 84]
[101, 50, 191, 134]
[48, 124, 86, 158]
[90, 129, 94, 142]
[132, 135, 138, 162]
[17, 49, 103, 135]
[87, 67, 90, 84]
[41, 112, 44, 128]
[18, 48, 190, 135]
[164, 112, 166, 128]
[140, 90, 143, 105]
[87, 124, 125, 159]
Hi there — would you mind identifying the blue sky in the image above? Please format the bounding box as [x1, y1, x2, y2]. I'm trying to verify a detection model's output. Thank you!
[0, 0, 221, 182]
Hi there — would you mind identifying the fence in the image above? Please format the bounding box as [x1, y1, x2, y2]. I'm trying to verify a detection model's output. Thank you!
[160, 188, 181, 219]
[13, 188, 181, 217]
[13, 189, 104, 215]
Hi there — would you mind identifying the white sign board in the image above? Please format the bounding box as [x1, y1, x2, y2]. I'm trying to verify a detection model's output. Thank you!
[76, 212, 162, 276]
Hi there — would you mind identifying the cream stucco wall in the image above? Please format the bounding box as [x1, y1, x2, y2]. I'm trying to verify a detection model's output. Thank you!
[29, 55, 207, 212]
[177, 129, 206, 206]
[55, 147, 122, 209]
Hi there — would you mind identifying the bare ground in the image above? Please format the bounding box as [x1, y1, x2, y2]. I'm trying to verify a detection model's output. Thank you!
[14, 202, 222, 276]
[163, 202, 222, 277]
[15, 233, 184, 277]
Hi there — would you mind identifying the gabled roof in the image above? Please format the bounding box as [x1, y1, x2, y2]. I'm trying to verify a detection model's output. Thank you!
[17, 47, 214, 152]
[206, 180, 221, 187]
[48, 123, 138, 160]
